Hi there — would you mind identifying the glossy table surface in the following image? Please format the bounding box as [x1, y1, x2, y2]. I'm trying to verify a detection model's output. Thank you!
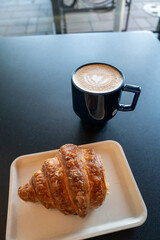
[0, 31, 160, 240]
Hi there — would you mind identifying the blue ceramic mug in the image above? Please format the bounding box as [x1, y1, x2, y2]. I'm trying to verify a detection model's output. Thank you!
[71, 63, 141, 126]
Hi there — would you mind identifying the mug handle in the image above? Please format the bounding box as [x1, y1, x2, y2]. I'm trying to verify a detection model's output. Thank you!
[118, 84, 141, 111]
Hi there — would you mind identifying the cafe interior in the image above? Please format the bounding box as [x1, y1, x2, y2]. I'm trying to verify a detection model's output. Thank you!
[0, 1, 160, 240]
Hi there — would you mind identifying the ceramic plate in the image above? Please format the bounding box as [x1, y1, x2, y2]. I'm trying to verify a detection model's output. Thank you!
[6, 140, 147, 240]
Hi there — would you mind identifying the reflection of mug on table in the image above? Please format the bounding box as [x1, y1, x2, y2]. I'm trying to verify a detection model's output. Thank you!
[71, 63, 141, 126]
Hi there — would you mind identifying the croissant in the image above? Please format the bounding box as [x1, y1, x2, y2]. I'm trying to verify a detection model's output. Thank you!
[18, 144, 108, 217]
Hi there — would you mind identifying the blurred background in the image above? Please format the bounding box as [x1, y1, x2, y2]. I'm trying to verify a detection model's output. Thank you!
[0, 0, 159, 36]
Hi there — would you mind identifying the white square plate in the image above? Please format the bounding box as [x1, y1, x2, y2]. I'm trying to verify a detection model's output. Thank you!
[6, 140, 147, 240]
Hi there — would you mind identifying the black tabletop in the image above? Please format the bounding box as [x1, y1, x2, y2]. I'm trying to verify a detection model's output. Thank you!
[0, 31, 160, 240]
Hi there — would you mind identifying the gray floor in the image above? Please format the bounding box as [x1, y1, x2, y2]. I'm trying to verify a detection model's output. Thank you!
[0, 0, 159, 36]
[0, 0, 54, 36]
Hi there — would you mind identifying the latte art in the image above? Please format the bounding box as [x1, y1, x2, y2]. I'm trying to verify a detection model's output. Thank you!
[74, 64, 122, 93]
[84, 73, 110, 86]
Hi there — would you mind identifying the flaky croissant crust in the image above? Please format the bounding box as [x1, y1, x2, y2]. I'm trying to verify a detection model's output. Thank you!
[18, 144, 107, 217]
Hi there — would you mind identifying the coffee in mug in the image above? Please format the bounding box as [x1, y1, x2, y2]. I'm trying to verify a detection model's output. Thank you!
[71, 63, 141, 126]
[74, 63, 122, 93]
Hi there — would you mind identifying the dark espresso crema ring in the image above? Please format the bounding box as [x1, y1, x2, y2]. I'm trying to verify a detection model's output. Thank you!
[73, 63, 123, 93]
